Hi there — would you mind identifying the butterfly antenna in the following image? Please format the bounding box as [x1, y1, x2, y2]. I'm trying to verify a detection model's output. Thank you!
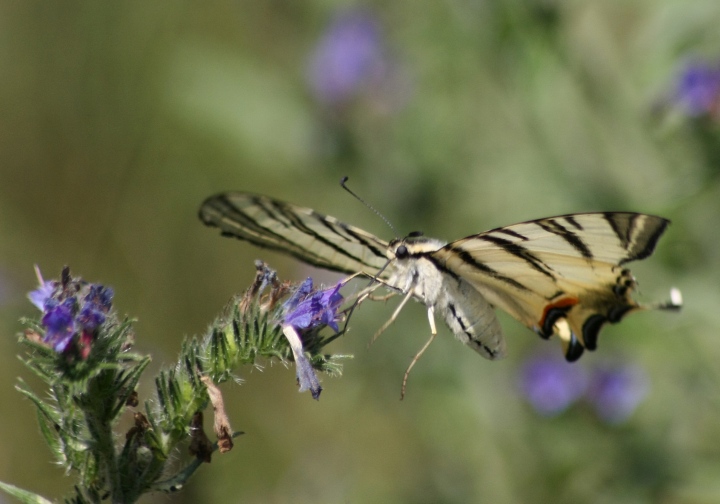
[340, 176, 399, 236]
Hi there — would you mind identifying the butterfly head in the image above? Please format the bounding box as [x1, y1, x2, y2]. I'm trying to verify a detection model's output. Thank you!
[387, 233, 446, 261]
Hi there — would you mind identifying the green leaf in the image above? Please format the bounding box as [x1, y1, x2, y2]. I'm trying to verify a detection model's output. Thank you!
[15, 382, 61, 426]
[110, 356, 151, 418]
[0, 481, 53, 504]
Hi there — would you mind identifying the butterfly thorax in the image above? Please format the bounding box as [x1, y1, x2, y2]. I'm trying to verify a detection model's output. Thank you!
[387, 235, 445, 258]
[386, 236, 448, 300]
[385, 234, 507, 359]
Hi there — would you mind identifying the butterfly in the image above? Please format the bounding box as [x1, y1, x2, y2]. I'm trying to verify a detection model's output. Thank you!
[199, 191, 681, 396]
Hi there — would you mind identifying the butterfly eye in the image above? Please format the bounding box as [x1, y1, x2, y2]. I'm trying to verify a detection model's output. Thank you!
[395, 245, 409, 259]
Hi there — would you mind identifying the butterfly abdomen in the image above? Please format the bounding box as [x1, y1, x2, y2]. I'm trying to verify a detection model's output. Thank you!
[437, 279, 506, 360]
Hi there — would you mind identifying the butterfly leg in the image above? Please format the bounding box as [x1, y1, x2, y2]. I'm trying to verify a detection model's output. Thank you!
[369, 289, 414, 347]
[344, 274, 397, 305]
[339, 282, 382, 339]
[400, 306, 438, 400]
[368, 292, 398, 302]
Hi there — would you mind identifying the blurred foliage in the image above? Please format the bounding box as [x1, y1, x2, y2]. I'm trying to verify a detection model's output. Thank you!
[1, 1, 719, 503]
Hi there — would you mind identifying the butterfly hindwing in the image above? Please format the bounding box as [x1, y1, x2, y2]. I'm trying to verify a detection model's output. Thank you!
[429, 213, 672, 360]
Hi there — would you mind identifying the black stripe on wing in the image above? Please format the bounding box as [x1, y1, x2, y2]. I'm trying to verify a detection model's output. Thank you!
[476, 212, 669, 266]
[433, 245, 530, 292]
[202, 194, 300, 251]
[601, 213, 669, 264]
[476, 234, 557, 281]
[259, 197, 367, 264]
[333, 221, 388, 259]
[199, 192, 389, 274]
[535, 218, 594, 260]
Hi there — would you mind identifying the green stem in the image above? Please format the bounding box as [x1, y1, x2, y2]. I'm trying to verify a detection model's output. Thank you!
[86, 408, 122, 503]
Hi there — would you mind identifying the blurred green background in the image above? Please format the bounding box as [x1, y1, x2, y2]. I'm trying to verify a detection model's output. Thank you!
[1, 1, 719, 503]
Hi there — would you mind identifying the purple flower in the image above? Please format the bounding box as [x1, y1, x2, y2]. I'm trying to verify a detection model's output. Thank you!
[281, 279, 345, 400]
[518, 352, 589, 416]
[586, 362, 649, 424]
[42, 298, 77, 353]
[673, 60, 720, 117]
[282, 278, 314, 317]
[27, 267, 114, 358]
[76, 284, 114, 332]
[28, 266, 57, 311]
[283, 279, 344, 332]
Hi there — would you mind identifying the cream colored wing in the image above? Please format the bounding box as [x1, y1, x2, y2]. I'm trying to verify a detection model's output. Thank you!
[199, 192, 390, 274]
[429, 213, 680, 360]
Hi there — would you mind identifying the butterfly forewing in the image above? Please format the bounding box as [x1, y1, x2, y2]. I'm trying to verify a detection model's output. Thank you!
[200, 192, 389, 274]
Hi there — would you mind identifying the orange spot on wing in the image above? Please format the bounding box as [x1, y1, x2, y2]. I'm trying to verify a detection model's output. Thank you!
[546, 296, 579, 311]
[539, 296, 579, 335]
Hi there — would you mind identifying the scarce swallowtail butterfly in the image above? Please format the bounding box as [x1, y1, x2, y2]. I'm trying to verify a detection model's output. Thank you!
[199, 191, 681, 384]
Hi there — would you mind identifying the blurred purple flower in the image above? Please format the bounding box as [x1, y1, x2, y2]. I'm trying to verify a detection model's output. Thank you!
[520, 354, 588, 416]
[518, 352, 589, 416]
[673, 60, 720, 117]
[519, 347, 650, 424]
[586, 362, 649, 424]
[308, 10, 382, 105]
[307, 9, 410, 110]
